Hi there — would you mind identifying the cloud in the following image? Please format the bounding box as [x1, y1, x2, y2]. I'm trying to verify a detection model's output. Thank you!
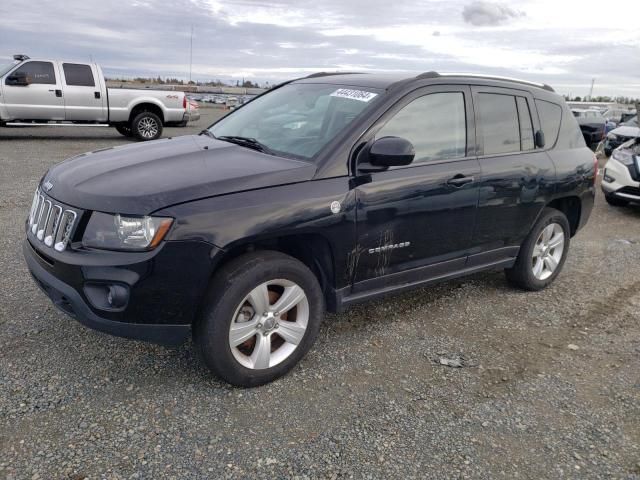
[462, 1, 524, 26]
[0, 0, 638, 96]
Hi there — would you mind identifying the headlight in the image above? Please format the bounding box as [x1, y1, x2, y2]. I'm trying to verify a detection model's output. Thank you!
[82, 212, 173, 250]
[611, 148, 634, 166]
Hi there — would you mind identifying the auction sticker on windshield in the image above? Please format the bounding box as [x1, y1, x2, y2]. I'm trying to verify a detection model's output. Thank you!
[330, 88, 378, 102]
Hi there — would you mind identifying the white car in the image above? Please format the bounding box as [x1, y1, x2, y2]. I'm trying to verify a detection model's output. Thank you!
[601, 138, 640, 206]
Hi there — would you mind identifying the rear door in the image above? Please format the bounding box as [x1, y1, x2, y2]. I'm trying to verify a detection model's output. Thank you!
[61, 63, 106, 121]
[469, 86, 555, 261]
[2, 61, 64, 120]
[352, 85, 481, 290]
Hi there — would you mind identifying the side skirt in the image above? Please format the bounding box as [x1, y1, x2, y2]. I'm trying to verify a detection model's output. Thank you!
[329, 247, 518, 313]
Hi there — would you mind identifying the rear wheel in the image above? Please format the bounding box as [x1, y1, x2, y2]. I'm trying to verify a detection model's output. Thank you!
[194, 251, 324, 387]
[132, 111, 163, 141]
[505, 208, 570, 291]
[605, 194, 628, 207]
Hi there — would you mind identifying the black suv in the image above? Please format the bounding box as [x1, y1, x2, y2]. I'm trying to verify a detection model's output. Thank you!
[24, 72, 595, 386]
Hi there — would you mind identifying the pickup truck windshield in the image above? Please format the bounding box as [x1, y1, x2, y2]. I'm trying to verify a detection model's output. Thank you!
[0, 60, 19, 77]
[209, 83, 383, 160]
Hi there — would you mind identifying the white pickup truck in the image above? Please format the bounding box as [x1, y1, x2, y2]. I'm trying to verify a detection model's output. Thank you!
[0, 55, 188, 141]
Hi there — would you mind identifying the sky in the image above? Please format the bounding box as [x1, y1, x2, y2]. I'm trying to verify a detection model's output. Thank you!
[1, 0, 639, 97]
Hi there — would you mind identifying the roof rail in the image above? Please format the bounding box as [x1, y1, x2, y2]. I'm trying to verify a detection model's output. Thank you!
[304, 71, 363, 79]
[431, 72, 555, 92]
[415, 71, 440, 80]
[13, 54, 30, 61]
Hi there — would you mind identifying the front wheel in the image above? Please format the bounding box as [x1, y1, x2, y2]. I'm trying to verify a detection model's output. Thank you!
[194, 251, 324, 387]
[132, 111, 163, 141]
[505, 208, 570, 291]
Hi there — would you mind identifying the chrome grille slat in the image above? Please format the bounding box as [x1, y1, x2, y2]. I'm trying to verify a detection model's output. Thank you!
[28, 189, 78, 252]
[36, 200, 52, 240]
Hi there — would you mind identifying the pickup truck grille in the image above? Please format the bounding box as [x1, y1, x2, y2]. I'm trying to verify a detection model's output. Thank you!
[28, 190, 77, 252]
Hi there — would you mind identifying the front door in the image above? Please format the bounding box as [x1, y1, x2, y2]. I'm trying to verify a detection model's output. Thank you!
[351, 86, 480, 293]
[62, 63, 106, 121]
[2, 61, 65, 120]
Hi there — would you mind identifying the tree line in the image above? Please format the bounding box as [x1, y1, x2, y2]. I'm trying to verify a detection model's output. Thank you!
[105, 76, 264, 88]
[563, 95, 640, 104]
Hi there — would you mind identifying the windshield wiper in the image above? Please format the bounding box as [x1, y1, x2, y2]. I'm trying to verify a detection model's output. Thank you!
[200, 129, 216, 139]
[217, 135, 273, 154]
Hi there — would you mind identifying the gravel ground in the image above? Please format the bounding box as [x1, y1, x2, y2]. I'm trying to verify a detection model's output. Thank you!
[1, 107, 639, 479]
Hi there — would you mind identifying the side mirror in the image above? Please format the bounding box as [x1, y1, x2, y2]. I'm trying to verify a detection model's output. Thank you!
[535, 130, 545, 149]
[365, 136, 415, 169]
[6, 72, 29, 86]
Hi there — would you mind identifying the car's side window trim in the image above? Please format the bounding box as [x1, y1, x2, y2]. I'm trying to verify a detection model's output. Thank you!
[349, 85, 477, 174]
[5, 60, 58, 86]
[470, 85, 541, 158]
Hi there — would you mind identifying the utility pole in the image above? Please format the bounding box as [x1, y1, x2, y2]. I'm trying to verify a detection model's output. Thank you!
[588, 78, 595, 101]
[189, 25, 193, 84]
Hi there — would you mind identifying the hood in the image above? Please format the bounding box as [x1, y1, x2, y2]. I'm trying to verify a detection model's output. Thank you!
[43, 135, 316, 215]
[610, 125, 640, 138]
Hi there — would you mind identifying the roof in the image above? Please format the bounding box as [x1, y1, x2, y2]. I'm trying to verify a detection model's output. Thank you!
[293, 71, 555, 93]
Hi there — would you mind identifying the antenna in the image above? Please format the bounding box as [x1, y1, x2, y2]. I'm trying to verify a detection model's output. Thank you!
[189, 25, 193, 84]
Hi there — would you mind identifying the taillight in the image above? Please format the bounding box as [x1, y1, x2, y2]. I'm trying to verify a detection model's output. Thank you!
[593, 153, 598, 185]
[183, 95, 187, 110]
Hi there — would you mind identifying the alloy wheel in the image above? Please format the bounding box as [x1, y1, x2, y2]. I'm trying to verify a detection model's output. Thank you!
[531, 222, 565, 280]
[138, 117, 159, 139]
[228, 279, 309, 370]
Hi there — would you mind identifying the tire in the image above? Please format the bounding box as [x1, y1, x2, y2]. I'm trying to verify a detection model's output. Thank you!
[131, 111, 163, 141]
[115, 125, 133, 137]
[194, 251, 325, 387]
[605, 194, 628, 207]
[505, 208, 571, 291]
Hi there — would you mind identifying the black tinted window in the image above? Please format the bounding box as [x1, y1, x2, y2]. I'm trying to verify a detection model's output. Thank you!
[63, 63, 95, 87]
[516, 97, 534, 151]
[10, 61, 56, 85]
[478, 93, 520, 155]
[535, 100, 562, 147]
[376, 92, 466, 163]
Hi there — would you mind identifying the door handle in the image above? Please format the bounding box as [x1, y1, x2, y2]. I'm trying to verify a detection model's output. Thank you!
[94, 92, 101, 99]
[49, 89, 63, 97]
[446, 175, 474, 187]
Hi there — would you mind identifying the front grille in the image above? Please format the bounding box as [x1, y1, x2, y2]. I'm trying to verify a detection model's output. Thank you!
[28, 189, 78, 252]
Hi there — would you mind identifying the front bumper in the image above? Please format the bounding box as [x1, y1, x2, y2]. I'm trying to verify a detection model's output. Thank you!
[23, 236, 218, 345]
[601, 157, 640, 202]
[24, 240, 190, 345]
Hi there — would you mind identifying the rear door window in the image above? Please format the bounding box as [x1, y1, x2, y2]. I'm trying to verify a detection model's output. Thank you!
[62, 63, 95, 87]
[535, 100, 562, 147]
[8, 61, 56, 85]
[477, 93, 520, 155]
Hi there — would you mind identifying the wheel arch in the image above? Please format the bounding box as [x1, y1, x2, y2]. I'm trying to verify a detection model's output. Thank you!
[128, 102, 165, 124]
[207, 233, 337, 312]
[546, 196, 582, 237]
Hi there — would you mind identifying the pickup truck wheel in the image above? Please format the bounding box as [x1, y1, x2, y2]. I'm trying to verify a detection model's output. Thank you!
[505, 208, 570, 291]
[115, 125, 133, 137]
[132, 111, 162, 141]
[194, 251, 324, 387]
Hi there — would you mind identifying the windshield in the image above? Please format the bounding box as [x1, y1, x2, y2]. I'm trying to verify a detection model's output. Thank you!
[208, 83, 382, 160]
[0, 60, 19, 77]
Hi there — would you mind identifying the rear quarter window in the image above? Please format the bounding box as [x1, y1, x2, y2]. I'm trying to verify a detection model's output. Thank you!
[535, 100, 562, 148]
